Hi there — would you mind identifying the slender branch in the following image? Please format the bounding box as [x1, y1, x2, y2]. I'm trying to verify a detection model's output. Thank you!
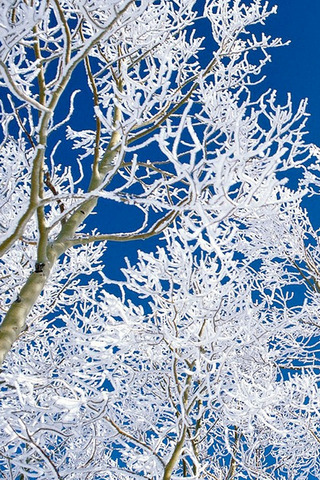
[291, 258, 318, 292]
[36, 204, 48, 265]
[13, 106, 36, 149]
[0, 141, 49, 259]
[53, 0, 72, 66]
[44, 172, 65, 215]
[127, 55, 218, 145]
[34, 30, 48, 264]
[0, 60, 51, 113]
[309, 428, 320, 445]
[226, 427, 241, 480]
[70, 208, 178, 246]
[0, 202, 37, 257]
[32, 25, 46, 106]
[10, 422, 63, 480]
[105, 416, 165, 467]
[162, 425, 187, 480]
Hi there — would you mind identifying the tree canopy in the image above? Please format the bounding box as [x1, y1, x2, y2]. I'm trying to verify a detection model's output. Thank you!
[0, 1, 320, 478]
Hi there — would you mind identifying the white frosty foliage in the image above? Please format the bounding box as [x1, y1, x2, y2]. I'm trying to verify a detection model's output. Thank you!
[0, 0, 319, 479]
[0, 0, 47, 57]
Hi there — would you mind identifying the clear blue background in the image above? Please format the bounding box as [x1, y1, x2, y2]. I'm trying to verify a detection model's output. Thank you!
[264, 1, 320, 144]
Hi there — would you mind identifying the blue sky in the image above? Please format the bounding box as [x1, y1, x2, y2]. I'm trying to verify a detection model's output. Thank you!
[262, 1, 320, 231]
[264, 1, 320, 145]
